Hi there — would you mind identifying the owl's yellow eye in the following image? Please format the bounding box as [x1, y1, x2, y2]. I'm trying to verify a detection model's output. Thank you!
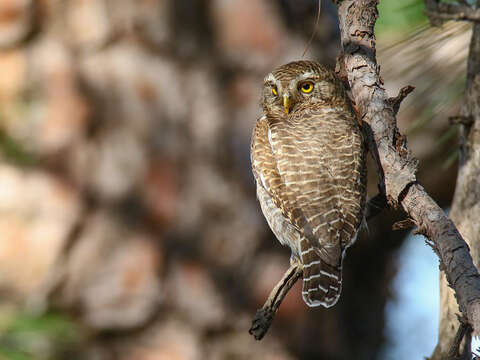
[272, 86, 278, 96]
[300, 82, 314, 94]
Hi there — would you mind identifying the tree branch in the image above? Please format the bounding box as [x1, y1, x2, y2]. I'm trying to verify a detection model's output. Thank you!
[334, 0, 480, 335]
[425, 0, 480, 24]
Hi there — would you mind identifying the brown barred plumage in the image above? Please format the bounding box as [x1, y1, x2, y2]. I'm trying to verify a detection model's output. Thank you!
[251, 61, 366, 307]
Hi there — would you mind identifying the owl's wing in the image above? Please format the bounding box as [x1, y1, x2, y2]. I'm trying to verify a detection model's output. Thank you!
[267, 110, 365, 267]
[253, 112, 365, 308]
[252, 115, 339, 266]
[251, 116, 295, 224]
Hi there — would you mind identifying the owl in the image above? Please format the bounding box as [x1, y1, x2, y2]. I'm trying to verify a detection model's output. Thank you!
[251, 60, 366, 308]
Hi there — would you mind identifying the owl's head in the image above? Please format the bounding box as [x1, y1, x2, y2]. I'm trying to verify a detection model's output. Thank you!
[261, 60, 348, 116]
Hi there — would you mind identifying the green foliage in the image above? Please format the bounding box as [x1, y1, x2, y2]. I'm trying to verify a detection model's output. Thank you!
[376, 0, 427, 36]
[0, 130, 36, 167]
[0, 310, 83, 360]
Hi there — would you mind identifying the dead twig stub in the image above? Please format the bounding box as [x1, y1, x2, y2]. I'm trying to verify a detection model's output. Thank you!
[387, 85, 415, 116]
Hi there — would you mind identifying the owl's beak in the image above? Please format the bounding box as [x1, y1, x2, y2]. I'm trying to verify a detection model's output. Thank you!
[283, 93, 291, 114]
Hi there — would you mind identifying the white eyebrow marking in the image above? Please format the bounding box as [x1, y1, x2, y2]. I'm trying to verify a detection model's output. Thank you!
[300, 71, 314, 79]
[264, 73, 276, 83]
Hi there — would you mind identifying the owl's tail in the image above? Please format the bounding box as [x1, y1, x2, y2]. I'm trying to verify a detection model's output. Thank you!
[300, 240, 342, 308]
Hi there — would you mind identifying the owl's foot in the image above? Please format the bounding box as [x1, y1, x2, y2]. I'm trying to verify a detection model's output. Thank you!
[248, 262, 303, 340]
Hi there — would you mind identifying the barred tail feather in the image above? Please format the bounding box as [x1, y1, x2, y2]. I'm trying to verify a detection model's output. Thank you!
[300, 240, 342, 308]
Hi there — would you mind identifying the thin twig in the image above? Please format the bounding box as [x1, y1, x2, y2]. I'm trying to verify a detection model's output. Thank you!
[387, 85, 415, 116]
[302, 0, 322, 58]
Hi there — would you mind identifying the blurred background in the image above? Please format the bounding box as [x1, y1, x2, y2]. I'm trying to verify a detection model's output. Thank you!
[0, 0, 470, 359]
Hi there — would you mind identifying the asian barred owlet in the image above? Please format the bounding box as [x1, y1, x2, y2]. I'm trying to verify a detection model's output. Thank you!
[251, 60, 366, 307]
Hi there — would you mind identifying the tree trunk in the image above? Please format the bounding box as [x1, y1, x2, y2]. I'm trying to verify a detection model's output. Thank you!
[431, 20, 480, 360]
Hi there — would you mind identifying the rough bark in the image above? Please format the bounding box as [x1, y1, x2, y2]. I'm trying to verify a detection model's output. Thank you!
[431, 17, 480, 360]
[335, 0, 480, 339]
